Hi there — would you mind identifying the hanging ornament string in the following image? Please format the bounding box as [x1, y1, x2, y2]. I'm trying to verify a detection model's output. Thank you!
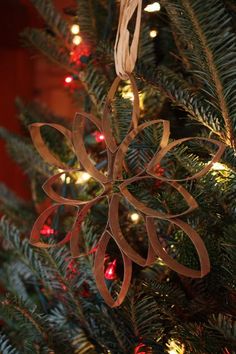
[114, 0, 142, 80]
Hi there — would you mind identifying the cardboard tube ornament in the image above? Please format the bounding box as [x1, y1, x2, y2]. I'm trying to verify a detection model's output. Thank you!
[29, 0, 225, 307]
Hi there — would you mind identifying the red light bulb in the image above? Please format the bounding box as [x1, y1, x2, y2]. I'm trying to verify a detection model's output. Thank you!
[105, 259, 117, 280]
[93, 131, 105, 143]
[134, 343, 146, 354]
[40, 225, 55, 236]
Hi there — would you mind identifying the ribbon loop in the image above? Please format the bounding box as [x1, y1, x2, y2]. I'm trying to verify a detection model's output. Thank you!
[114, 0, 142, 80]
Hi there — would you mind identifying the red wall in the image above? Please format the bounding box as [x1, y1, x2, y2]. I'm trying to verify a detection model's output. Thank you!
[0, 0, 36, 199]
[0, 0, 75, 200]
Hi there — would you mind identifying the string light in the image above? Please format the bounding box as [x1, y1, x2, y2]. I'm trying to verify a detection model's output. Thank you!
[93, 131, 105, 143]
[40, 225, 56, 236]
[70, 24, 80, 35]
[130, 212, 140, 223]
[121, 83, 145, 109]
[64, 76, 73, 84]
[105, 260, 117, 280]
[167, 340, 185, 354]
[72, 35, 82, 46]
[149, 29, 158, 38]
[122, 85, 134, 101]
[75, 171, 91, 184]
[211, 162, 226, 171]
[144, 2, 161, 12]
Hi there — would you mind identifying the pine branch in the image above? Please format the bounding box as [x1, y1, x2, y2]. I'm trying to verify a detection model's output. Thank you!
[21, 28, 73, 73]
[76, 0, 97, 45]
[15, 98, 71, 129]
[162, 0, 236, 147]
[0, 295, 53, 353]
[0, 127, 51, 178]
[29, 0, 72, 49]
[0, 334, 19, 354]
[0, 183, 35, 230]
[137, 65, 224, 141]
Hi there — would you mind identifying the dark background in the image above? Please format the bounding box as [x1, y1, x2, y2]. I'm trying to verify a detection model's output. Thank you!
[0, 0, 75, 200]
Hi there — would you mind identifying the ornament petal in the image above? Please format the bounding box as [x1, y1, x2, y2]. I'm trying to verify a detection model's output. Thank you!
[94, 230, 132, 307]
[73, 112, 110, 184]
[102, 75, 141, 153]
[30, 204, 78, 248]
[147, 137, 225, 182]
[146, 217, 210, 278]
[43, 169, 105, 205]
[109, 194, 156, 266]
[70, 196, 106, 257]
[119, 176, 198, 219]
[29, 123, 73, 169]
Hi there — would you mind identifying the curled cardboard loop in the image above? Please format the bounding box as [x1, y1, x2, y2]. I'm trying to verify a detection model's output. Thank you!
[119, 176, 198, 219]
[113, 120, 170, 180]
[102, 74, 140, 154]
[94, 230, 132, 307]
[29, 123, 73, 169]
[109, 194, 156, 266]
[147, 137, 226, 182]
[146, 217, 211, 278]
[73, 112, 109, 184]
[30, 204, 78, 248]
[114, 0, 142, 79]
[70, 196, 106, 257]
[29, 81, 225, 306]
[43, 170, 105, 205]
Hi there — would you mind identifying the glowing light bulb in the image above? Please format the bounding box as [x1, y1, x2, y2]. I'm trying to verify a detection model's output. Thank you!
[130, 212, 140, 223]
[211, 162, 226, 171]
[72, 35, 82, 46]
[98, 134, 105, 142]
[122, 85, 134, 101]
[150, 29, 158, 38]
[66, 176, 70, 184]
[70, 24, 80, 35]
[75, 172, 91, 184]
[105, 260, 117, 280]
[40, 225, 55, 236]
[93, 131, 105, 143]
[144, 2, 161, 12]
[64, 76, 73, 84]
[167, 340, 184, 354]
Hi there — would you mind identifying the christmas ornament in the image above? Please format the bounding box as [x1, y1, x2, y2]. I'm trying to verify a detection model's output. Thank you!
[29, 0, 226, 307]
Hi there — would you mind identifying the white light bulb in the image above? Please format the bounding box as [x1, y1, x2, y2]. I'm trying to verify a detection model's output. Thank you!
[72, 35, 82, 46]
[75, 172, 91, 184]
[130, 212, 140, 222]
[149, 29, 158, 38]
[211, 162, 226, 171]
[71, 24, 80, 35]
[144, 2, 161, 12]
[168, 350, 178, 354]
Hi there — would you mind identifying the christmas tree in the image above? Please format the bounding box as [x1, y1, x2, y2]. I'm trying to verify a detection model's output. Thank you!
[0, 0, 236, 353]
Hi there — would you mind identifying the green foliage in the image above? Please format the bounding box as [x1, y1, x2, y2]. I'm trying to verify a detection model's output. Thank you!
[29, 0, 72, 44]
[0, 127, 51, 178]
[1, 0, 236, 353]
[0, 334, 19, 354]
[0, 184, 35, 230]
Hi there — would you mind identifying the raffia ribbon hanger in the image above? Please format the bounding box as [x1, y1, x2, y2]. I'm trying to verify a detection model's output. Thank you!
[114, 0, 142, 80]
